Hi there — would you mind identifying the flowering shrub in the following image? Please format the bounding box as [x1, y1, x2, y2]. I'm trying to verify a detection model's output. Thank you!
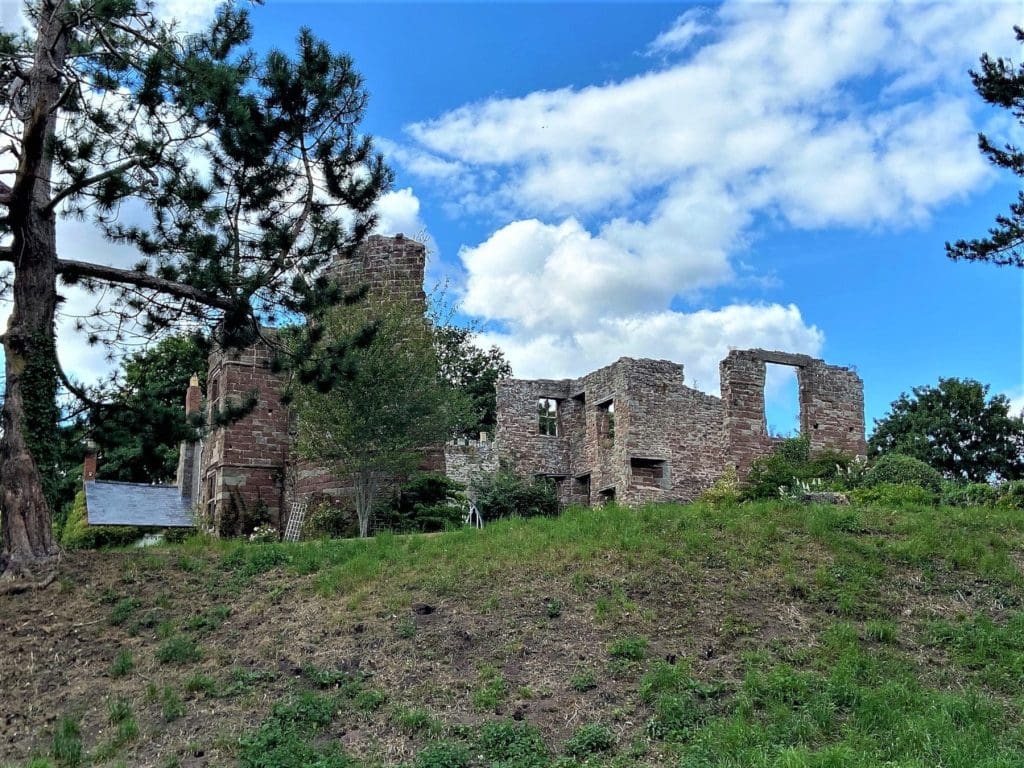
[248, 525, 279, 543]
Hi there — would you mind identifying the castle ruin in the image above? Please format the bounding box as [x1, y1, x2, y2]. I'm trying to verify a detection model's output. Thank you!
[85, 233, 866, 531]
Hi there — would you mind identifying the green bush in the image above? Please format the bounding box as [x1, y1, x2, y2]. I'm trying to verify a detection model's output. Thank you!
[699, 466, 741, 507]
[850, 483, 938, 507]
[743, 437, 856, 500]
[415, 742, 471, 768]
[60, 491, 144, 550]
[377, 472, 466, 533]
[564, 723, 615, 757]
[570, 670, 597, 692]
[156, 635, 202, 665]
[477, 720, 549, 765]
[473, 470, 559, 520]
[161, 686, 185, 721]
[302, 497, 358, 539]
[51, 715, 83, 767]
[862, 453, 942, 493]
[109, 650, 134, 678]
[645, 692, 706, 740]
[941, 481, 1000, 507]
[998, 480, 1024, 509]
[608, 635, 648, 661]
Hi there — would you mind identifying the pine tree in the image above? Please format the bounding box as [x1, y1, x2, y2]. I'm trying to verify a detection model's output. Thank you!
[0, 1, 390, 583]
[946, 26, 1024, 268]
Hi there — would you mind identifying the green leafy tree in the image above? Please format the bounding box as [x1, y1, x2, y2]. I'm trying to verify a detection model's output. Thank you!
[434, 324, 512, 438]
[0, 1, 390, 580]
[292, 302, 473, 538]
[869, 378, 1024, 482]
[89, 333, 209, 483]
[946, 26, 1024, 267]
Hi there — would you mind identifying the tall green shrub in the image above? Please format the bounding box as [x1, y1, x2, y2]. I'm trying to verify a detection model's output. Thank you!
[377, 472, 466, 533]
[743, 437, 855, 500]
[998, 480, 1024, 510]
[473, 471, 559, 520]
[941, 481, 1000, 507]
[862, 454, 942, 493]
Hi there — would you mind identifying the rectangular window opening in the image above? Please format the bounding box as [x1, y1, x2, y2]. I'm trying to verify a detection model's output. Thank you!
[209, 375, 221, 411]
[630, 457, 670, 489]
[764, 363, 801, 438]
[537, 397, 559, 436]
[597, 399, 615, 441]
[574, 473, 591, 504]
[205, 474, 217, 523]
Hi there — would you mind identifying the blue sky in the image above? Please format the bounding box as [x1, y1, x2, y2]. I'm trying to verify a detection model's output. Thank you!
[12, 0, 1022, 434]
[246, 1, 1023, 431]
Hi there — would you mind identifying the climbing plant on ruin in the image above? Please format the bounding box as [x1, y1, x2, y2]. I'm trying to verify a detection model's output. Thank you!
[0, 0, 390, 581]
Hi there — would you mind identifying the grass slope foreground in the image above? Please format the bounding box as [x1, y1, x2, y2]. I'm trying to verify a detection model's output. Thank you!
[3, 500, 1024, 767]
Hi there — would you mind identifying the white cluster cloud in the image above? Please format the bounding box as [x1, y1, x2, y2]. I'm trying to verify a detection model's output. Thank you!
[154, 0, 223, 32]
[374, 187, 427, 239]
[395, 1, 1019, 386]
[646, 8, 710, 56]
[476, 303, 824, 394]
[1005, 389, 1024, 420]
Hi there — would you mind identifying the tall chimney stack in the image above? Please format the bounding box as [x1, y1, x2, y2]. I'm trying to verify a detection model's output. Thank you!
[185, 374, 202, 417]
[83, 439, 98, 482]
[177, 374, 203, 500]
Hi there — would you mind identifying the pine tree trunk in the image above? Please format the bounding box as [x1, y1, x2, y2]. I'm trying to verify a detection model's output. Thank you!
[0, 0, 69, 579]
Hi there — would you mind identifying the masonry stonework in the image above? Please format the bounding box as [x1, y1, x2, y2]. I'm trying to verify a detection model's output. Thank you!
[196, 235, 429, 533]
[496, 351, 864, 506]
[720, 349, 865, 478]
[444, 436, 499, 488]
[195, 234, 867, 533]
[200, 338, 290, 534]
[495, 358, 727, 506]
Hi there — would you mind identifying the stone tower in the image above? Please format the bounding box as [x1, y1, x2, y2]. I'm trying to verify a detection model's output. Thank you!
[196, 234, 428, 535]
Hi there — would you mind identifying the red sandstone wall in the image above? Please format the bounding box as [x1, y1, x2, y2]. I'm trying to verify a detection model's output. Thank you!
[720, 349, 866, 478]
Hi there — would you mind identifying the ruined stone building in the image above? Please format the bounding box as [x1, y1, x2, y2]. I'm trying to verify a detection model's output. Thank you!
[491, 350, 865, 507]
[84, 233, 866, 530]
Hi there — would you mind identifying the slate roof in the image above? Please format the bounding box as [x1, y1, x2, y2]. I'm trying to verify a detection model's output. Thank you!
[84, 480, 194, 527]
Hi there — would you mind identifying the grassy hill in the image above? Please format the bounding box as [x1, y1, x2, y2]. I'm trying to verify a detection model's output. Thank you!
[3, 500, 1024, 767]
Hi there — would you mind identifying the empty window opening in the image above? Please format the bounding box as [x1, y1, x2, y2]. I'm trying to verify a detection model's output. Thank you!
[764, 363, 801, 438]
[630, 457, 670, 489]
[538, 398, 559, 436]
[205, 474, 217, 522]
[209, 375, 221, 410]
[597, 400, 615, 441]
[597, 486, 616, 504]
[575, 473, 591, 504]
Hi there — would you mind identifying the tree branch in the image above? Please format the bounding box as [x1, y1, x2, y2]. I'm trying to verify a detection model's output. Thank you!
[55, 259, 241, 311]
[43, 157, 142, 213]
[55, 351, 102, 407]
